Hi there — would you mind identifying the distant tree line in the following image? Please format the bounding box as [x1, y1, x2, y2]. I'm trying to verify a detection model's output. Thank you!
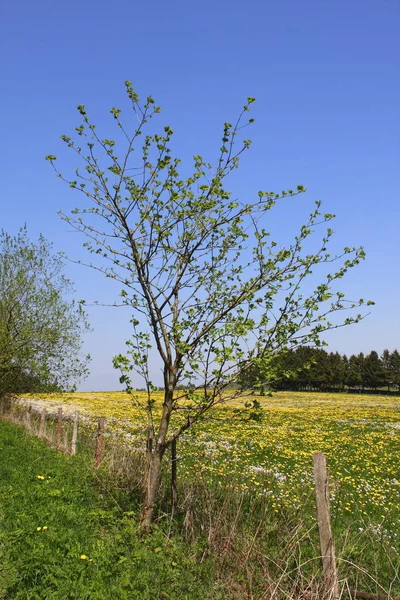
[239, 347, 400, 393]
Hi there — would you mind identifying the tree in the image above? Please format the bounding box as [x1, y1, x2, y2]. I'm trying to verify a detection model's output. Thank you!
[381, 349, 391, 390]
[382, 349, 400, 391]
[364, 350, 385, 390]
[347, 353, 364, 389]
[236, 351, 285, 394]
[46, 82, 371, 527]
[341, 354, 349, 388]
[389, 349, 400, 390]
[0, 227, 90, 394]
[329, 351, 346, 390]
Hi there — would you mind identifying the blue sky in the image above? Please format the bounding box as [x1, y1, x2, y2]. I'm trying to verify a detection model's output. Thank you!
[1, 0, 399, 391]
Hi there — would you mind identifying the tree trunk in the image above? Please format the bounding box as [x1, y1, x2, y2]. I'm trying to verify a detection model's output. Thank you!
[141, 444, 164, 529]
[143, 423, 154, 494]
[141, 380, 175, 530]
[171, 438, 178, 511]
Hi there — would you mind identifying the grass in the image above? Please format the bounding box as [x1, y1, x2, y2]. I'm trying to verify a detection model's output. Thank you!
[0, 419, 221, 600]
[8, 390, 400, 597]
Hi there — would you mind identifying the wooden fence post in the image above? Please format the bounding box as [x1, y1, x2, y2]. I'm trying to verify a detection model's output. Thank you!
[95, 418, 105, 468]
[171, 438, 178, 510]
[0, 396, 6, 417]
[56, 407, 63, 449]
[63, 428, 68, 450]
[25, 403, 32, 428]
[0, 395, 11, 417]
[39, 408, 46, 437]
[313, 452, 339, 600]
[71, 411, 79, 456]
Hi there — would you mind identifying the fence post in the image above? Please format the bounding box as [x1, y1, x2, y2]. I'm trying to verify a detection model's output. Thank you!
[171, 438, 178, 510]
[313, 452, 339, 600]
[56, 407, 63, 449]
[71, 411, 79, 456]
[39, 408, 46, 437]
[25, 403, 32, 428]
[0, 395, 11, 417]
[63, 428, 68, 450]
[95, 418, 105, 468]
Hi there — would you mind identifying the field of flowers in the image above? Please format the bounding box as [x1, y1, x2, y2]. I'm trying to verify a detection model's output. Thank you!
[23, 390, 400, 553]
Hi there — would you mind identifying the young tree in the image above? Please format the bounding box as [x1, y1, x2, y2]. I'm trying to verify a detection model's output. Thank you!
[0, 227, 90, 394]
[46, 82, 371, 526]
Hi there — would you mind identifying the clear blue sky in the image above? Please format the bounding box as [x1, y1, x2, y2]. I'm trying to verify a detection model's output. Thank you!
[1, 0, 399, 391]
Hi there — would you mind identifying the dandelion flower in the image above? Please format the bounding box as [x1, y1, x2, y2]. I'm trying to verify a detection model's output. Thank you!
[80, 555, 88, 560]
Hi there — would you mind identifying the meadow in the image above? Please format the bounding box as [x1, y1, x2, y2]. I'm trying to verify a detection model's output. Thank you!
[16, 390, 400, 597]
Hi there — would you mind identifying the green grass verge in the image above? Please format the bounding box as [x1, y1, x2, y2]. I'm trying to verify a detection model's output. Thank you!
[0, 420, 220, 600]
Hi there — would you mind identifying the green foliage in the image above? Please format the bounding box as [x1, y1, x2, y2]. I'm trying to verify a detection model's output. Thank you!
[383, 348, 400, 389]
[243, 397, 265, 421]
[47, 82, 372, 521]
[0, 420, 220, 599]
[47, 83, 370, 406]
[0, 227, 90, 393]
[240, 346, 400, 392]
[363, 350, 386, 389]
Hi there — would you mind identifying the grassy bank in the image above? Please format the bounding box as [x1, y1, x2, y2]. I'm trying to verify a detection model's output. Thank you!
[0, 419, 218, 600]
